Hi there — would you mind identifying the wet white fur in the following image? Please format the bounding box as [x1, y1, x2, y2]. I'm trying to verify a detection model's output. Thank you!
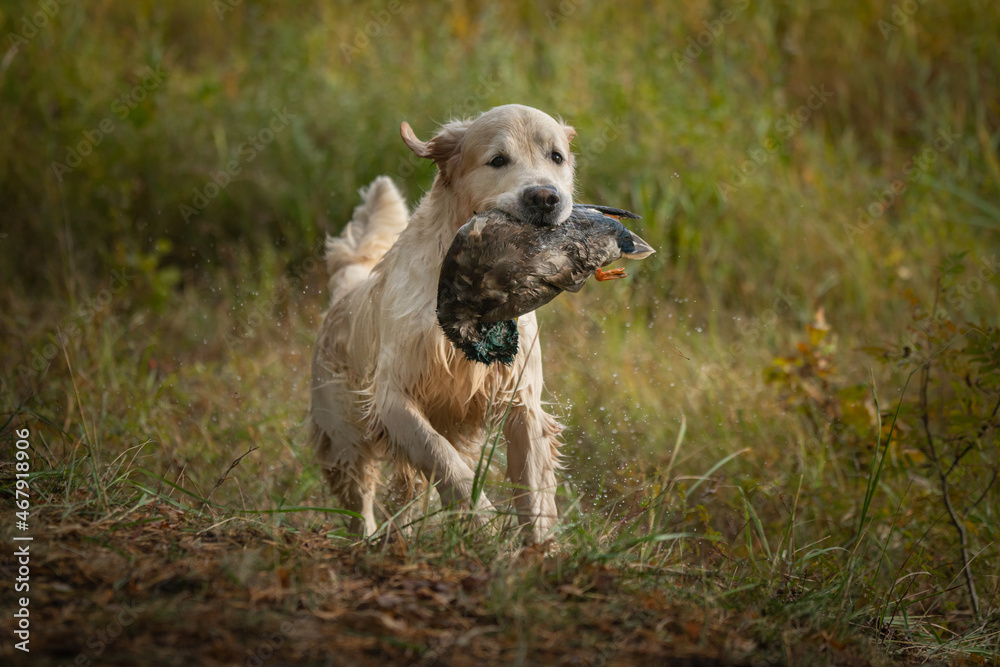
[308, 105, 576, 542]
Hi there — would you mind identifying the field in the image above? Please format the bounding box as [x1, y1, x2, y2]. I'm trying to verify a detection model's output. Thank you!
[2, 0, 999, 664]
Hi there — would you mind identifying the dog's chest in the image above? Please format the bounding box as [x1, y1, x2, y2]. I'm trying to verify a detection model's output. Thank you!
[418, 335, 518, 421]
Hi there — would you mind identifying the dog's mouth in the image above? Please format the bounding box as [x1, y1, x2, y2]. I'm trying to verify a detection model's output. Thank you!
[521, 201, 572, 226]
[493, 186, 573, 226]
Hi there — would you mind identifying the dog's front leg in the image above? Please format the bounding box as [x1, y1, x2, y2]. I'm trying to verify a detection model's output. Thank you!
[503, 328, 562, 543]
[504, 402, 561, 543]
[378, 390, 495, 525]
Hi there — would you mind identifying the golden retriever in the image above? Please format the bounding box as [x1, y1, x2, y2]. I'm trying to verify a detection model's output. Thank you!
[308, 104, 576, 543]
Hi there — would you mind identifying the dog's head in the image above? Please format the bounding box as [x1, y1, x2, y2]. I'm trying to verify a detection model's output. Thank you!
[401, 104, 577, 226]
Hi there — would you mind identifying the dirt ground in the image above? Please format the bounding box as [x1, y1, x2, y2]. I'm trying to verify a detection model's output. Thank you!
[3, 504, 927, 667]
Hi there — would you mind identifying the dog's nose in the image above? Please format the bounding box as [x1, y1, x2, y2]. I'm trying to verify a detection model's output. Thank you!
[522, 186, 560, 216]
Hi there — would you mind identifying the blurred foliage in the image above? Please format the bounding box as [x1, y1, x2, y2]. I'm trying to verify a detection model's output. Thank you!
[765, 308, 875, 448]
[765, 256, 1000, 623]
[1, 0, 998, 321]
[872, 257, 999, 618]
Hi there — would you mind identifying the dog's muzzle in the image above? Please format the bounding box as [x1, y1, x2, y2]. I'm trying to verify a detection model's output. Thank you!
[521, 185, 564, 225]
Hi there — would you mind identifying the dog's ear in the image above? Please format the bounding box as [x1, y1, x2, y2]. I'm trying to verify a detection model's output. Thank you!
[563, 124, 577, 144]
[400, 119, 471, 186]
[400, 121, 432, 159]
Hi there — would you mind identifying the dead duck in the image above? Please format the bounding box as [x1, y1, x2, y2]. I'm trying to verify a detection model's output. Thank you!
[437, 204, 655, 365]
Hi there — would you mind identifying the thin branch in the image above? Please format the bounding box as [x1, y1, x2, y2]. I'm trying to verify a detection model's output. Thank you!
[977, 392, 1000, 440]
[919, 355, 981, 619]
[919, 362, 939, 464]
[943, 441, 976, 479]
[935, 468, 979, 618]
[967, 465, 999, 512]
[989, 392, 1000, 421]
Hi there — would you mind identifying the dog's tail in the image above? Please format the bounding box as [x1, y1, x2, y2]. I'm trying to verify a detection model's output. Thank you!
[325, 176, 408, 300]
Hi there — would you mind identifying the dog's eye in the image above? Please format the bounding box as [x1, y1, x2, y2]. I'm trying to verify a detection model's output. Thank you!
[551, 151, 564, 165]
[488, 155, 508, 168]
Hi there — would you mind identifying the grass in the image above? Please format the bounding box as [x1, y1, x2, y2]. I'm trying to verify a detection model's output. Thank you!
[2, 0, 999, 664]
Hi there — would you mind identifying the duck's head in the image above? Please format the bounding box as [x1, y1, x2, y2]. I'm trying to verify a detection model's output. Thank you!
[459, 319, 519, 366]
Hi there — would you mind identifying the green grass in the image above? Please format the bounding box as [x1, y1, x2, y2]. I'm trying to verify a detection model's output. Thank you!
[2, 0, 999, 664]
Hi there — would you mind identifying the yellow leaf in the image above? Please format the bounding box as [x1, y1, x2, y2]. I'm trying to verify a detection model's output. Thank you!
[807, 324, 829, 347]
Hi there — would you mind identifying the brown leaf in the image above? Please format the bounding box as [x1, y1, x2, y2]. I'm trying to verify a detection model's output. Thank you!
[341, 610, 407, 634]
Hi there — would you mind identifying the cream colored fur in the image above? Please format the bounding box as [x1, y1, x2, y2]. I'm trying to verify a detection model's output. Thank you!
[308, 105, 576, 543]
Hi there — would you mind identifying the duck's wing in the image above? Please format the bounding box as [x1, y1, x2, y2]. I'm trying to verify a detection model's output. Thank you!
[522, 218, 622, 296]
[536, 241, 608, 293]
[479, 216, 625, 321]
[478, 243, 576, 322]
[572, 203, 641, 220]
[554, 209, 656, 284]
[443, 213, 530, 314]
